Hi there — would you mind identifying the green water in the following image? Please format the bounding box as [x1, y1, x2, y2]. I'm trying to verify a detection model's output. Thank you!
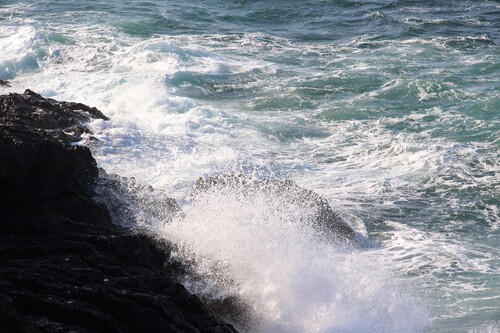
[0, 0, 498, 331]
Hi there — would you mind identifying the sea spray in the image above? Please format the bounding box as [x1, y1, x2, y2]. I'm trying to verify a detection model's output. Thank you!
[160, 178, 429, 333]
[2, 0, 498, 331]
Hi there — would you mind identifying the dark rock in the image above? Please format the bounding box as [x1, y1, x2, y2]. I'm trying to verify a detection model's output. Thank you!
[0, 294, 25, 333]
[0, 89, 108, 129]
[0, 91, 238, 333]
[95, 171, 183, 228]
[195, 174, 356, 243]
[0, 89, 107, 201]
[0, 80, 10, 87]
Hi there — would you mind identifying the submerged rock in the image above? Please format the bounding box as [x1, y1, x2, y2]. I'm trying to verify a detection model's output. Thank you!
[195, 174, 356, 243]
[0, 90, 237, 333]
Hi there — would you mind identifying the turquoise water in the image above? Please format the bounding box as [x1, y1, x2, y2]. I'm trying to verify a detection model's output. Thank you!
[1, 1, 499, 332]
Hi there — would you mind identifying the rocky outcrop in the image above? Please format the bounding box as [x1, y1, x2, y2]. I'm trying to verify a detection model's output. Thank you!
[95, 172, 183, 229]
[0, 89, 107, 201]
[195, 174, 356, 243]
[0, 90, 237, 333]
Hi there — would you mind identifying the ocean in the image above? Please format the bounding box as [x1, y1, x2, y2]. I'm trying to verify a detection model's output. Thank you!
[1, 0, 499, 332]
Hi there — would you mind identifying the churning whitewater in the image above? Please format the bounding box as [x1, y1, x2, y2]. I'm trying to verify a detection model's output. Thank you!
[161, 177, 427, 333]
[1, 0, 498, 332]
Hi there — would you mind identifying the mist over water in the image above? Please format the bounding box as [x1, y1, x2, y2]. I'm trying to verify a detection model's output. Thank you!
[1, 0, 499, 332]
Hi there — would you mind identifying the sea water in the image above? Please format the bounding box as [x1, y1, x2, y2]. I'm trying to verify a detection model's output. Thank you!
[1, 1, 498, 332]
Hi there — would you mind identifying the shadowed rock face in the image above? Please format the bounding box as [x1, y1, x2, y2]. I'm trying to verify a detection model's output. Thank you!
[195, 174, 356, 243]
[0, 89, 107, 201]
[0, 90, 238, 333]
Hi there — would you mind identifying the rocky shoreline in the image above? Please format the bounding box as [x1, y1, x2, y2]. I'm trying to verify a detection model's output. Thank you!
[0, 90, 237, 333]
[0, 90, 358, 332]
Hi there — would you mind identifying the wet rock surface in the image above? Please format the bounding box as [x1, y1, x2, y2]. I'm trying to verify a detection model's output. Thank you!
[95, 171, 183, 229]
[195, 174, 356, 243]
[0, 89, 107, 201]
[0, 90, 237, 333]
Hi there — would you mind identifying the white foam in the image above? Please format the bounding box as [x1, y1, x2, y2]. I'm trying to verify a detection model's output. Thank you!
[2, 13, 498, 332]
[161, 187, 429, 333]
[0, 26, 41, 80]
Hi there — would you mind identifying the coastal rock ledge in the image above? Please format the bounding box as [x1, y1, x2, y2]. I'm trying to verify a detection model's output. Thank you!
[0, 90, 238, 333]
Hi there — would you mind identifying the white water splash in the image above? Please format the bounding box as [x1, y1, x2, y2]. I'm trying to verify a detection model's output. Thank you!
[161, 185, 429, 333]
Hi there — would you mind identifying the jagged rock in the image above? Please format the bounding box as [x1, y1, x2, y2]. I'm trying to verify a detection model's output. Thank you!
[0, 89, 108, 128]
[0, 90, 238, 333]
[194, 174, 356, 242]
[95, 170, 183, 229]
[0, 89, 107, 201]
